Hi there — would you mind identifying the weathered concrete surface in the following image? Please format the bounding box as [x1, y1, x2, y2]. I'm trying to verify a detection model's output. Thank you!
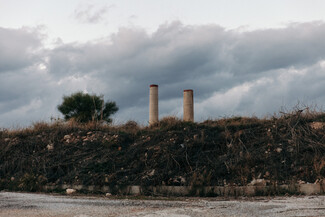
[1, 192, 325, 217]
[149, 84, 159, 125]
[299, 183, 322, 195]
[44, 183, 325, 196]
[183, 89, 194, 122]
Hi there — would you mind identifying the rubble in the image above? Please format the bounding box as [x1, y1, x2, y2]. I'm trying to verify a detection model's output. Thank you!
[310, 122, 325, 129]
[66, 189, 76, 194]
[249, 179, 267, 186]
[47, 144, 54, 151]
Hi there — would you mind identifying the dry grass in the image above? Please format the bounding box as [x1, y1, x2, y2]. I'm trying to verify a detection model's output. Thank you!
[2, 106, 325, 135]
[2, 107, 325, 192]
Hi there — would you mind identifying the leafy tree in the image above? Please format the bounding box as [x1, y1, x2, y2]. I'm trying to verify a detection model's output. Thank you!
[57, 92, 118, 123]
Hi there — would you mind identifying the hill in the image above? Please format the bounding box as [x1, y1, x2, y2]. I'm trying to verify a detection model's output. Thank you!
[1, 109, 325, 195]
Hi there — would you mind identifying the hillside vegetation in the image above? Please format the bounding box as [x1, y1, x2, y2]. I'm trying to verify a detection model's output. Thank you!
[1, 109, 325, 194]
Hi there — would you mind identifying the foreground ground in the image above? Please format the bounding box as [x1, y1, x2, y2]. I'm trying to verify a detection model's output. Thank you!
[1, 192, 325, 217]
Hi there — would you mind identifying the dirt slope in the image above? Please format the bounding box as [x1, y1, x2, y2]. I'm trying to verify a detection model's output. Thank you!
[1, 110, 325, 193]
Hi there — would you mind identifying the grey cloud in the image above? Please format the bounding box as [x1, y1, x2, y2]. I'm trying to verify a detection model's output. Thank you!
[230, 22, 325, 74]
[239, 65, 325, 116]
[2, 22, 325, 127]
[0, 27, 42, 72]
[196, 62, 325, 120]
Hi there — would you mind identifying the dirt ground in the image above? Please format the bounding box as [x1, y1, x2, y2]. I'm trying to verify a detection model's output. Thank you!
[1, 192, 325, 217]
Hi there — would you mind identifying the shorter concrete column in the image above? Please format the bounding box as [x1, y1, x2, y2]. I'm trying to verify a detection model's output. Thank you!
[183, 89, 194, 122]
[149, 84, 158, 125]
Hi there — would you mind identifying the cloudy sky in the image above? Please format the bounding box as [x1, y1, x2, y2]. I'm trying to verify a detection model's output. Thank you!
[1, 0, 325, 127]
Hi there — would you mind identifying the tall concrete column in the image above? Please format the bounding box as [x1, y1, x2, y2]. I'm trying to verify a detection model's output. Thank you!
[149, 84, 158, 125]
[183, 89, 194, 122]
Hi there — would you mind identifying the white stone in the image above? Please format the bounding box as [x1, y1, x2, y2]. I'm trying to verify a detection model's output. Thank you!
[310, 122, 325, 130]
[276, 148, 282, 153]
[249, 179, 267, 186]
[47, 144, 54, 150]
[66, 189, 76, 194]
[64, 135, 71, 140]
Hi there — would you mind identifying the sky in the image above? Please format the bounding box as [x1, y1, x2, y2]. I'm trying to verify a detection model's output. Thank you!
[1, 0, 325, 127]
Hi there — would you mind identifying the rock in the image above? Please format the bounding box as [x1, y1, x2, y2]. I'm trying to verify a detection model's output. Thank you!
[320, 179, 325, 192]
[249, 179, 267, 186]
[276, 148, 282, 153]
[180, 176, 186, 184]
[66, 189, 76, 194]
[63, 135, 71, 140]
[170, 176, 186, 185]
[47, 144, 54, 151]
[310, 122, 325, 130]
[148, 169, 155, 176]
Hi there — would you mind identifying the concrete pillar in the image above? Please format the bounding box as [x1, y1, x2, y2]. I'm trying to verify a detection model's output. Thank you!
[183, 89, 194, 122]
[149, 84, 158, 125]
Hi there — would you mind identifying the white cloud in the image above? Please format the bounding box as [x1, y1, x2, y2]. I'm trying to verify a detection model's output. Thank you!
[74, 4, 114, 24]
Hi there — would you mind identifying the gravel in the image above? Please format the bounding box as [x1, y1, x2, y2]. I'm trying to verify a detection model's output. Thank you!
[1, 191, 325, 217]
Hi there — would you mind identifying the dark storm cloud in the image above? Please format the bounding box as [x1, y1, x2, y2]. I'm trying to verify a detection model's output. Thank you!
[1, 21, 325, 127]
[47, 22, 232, 107]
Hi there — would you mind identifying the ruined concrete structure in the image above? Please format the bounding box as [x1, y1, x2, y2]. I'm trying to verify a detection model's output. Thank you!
[149, 85, 194, 124]
[149, 84, 159, 125]
[183, 89, 194, 122]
